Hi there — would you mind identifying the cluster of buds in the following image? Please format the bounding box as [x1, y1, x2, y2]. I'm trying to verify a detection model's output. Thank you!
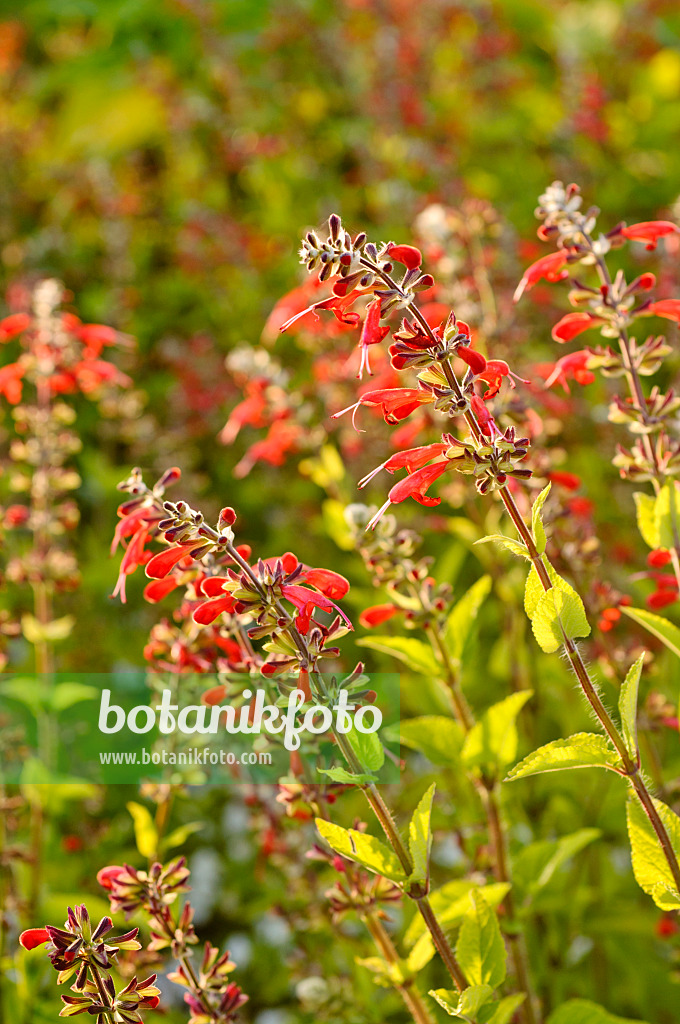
[344, 503, 454, 632]
[308, 843, 401, 922]
[19, 905, 157, 1024]
[95, 860, 248, 1024]
[447, 426, 532, 495]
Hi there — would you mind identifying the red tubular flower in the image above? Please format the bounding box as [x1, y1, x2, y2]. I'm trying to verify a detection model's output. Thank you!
[514, 251, 569, 302]
[648, 549, 672, 568]
[357, 299, 389, 378]
[279, 291, 362, 333]
[96, 865, 126, 890]
[648, 589, 678, 610]
[549, 471, 581, 490]
[551, 311, 605, 343]
[457, 346, 487, 375]
[386, 243, 423, 269]
[143, 577, 179, 603]
[74, 323, 118, 357]
[622, 221, 679, 250]
[334, 387, 434, 428]
[112, 526, 151, 602]
[388, 459, 452, 506]
[646, 300, 680, 323]
[0, 362, 25, 403]
[300, 567, 350, 600]
[542, 350, 595, 392]
[219, 380, 268, 445]
[359, 604, 401, 627]
[358, 442, 450, 488]
[367, 459, 453, 528]
[19, 928, 51, 950]
[193, 594, 237, 625]
[470, 394, 494, 435]
[234, 420, 302, 477]
[0, 312, 31, 341]
[145, 542, 197, 580]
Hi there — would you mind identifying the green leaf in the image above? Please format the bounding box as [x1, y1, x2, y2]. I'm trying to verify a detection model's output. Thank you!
[162, 821, 205, 852]
[619, 654, 644, 758]
[388, 716, 464, 768]
[626, 796, 680, 910]
[346, 721, 385, 773]
[633, 491, 659, 549]
[513, 829, 601, 901]
[620, 605, 680, 660]
[127, 802, 159, 860]
[474, 534, 529, 559]
[21, 613, 75, 644]
[547, 998, 649, 1024]
[653, 481, 680, 549]
[408, 783, 435, 886]
[530, 584, 590, 654]
[485, 994, 527, 1024]
[444, 576, 493, 661]
[531, 483, 551, 555]
[315, 818, 407, 882]
[0, 676, 50, 714]
[317, 767, 377, 784]
[455, 891, 506, 988]
[50, 682, 99, 712]
[357, 636, 440, 677]
[406, 933, 435, 973]
[429, 984, 495, 1019]
[461, 691, 533, 775]
[405, 881, 510, 947]
[506, 734, 620, 781]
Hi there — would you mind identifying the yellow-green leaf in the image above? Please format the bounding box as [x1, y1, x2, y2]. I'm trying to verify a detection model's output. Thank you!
[315, 818, 407, 882]
[506, 734, 620, 781]
[626, 796, 680, 911]
[531, 483, 551, 555]
[621, 605, 680, 660]
[127, 801, 158, 860]
[455, 891, 506, 988]
[408, 783, 435, 886]
[461, 691, 533, 775]
[619, 655, 644, 759]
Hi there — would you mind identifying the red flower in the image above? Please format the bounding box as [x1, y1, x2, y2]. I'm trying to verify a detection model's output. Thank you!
[457, 346, 487, 375]
[143, 577, 179, 602]
[145, 542, 197, 580]
[648, 549, 672, 568]
[646, 300, 680, 323]
[648, 589, 677, 610]
[656, 915, 680, 939]
[542, 350, 595, 392]
[96, 865, 126, 890]
[112, 525, 152, 603]
[622, 221, 679, 250]
[358, 442, 450, 488]
[514, 251, 569, 302]
[0, 362, 25, 403]
[193, 593, 237, 625]
[279, 290, 362, 333]
[549, 471, 581, 491]
[367, 459, 453, 528]
[357, 299, 389, 378]
[219, 380, 268, 445]
[359, 604, 400, 627]
[234, 420, 302, 477]
[334, 387, 433, 428]
[568, 496, 594, 518]
[386, 243, 423, 269]
[19, 928, 51, 950]
[551, 312, 605, 343]
[301, 567, 350, 600]
[0, 312, 31, 341]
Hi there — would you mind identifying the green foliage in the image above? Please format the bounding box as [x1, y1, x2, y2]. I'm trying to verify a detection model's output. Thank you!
[356, 636, 441, 677]
[531, 482, 551, 555]
[315, 818, 408, 882]
[506, 734, 621, 780]
[455, 891, 507, 989]
[621, 605, 680, 659]
[408, 783, 435, 886]
[461, 691, 533, 776]
[626, 797, 680, 910]
[444, 575, 493, 662]
[618, 655, 645, 759]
